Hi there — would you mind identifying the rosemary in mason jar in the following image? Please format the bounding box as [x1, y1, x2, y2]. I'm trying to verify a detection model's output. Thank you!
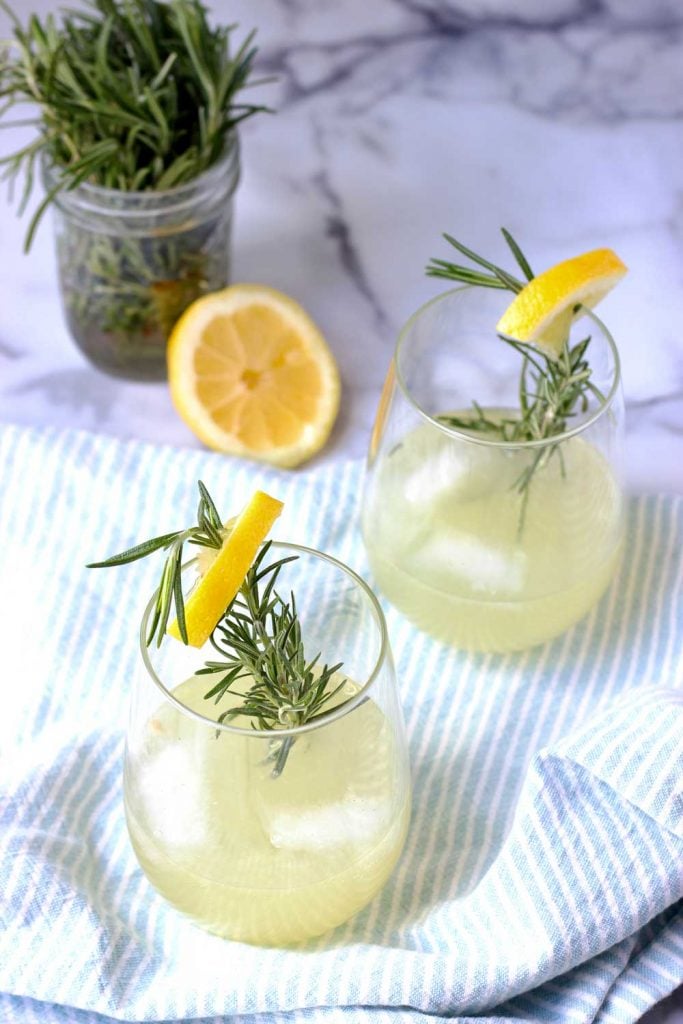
[0, 0, 269, 378]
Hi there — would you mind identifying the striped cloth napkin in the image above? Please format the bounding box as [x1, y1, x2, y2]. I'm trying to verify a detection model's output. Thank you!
[1, 422, 682, 1024]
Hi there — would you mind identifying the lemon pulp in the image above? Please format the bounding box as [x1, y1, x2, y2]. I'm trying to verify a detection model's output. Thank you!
[167, 284, 340, 467]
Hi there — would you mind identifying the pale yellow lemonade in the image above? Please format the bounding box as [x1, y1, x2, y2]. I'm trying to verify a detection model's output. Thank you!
[363, 420, 623, 652]
[125, 674, 410, 945]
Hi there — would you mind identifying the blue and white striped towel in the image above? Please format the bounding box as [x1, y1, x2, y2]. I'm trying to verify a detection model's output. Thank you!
[1, 422, 682, 1024]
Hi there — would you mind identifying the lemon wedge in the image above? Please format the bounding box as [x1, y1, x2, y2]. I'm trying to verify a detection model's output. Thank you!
[167, 284, 340, 468]
[496, 248, 627, 355]
[168, 489, 283, 647]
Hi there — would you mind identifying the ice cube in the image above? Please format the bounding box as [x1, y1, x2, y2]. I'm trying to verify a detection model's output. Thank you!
[400, 434, 526, 508]
[268, 797, 390, 852]
[402, 443, 470, 508]
[136, 743, 206, 847]
[411, 531, 527, 594]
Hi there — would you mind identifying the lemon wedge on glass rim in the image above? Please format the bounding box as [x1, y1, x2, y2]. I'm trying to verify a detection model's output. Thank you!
[167, 284, 340, 468]
[167, 489, 283, 648]
[496, 248, 627, 355]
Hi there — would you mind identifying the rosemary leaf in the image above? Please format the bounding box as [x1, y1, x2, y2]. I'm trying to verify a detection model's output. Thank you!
[86, 531, 180, 567]
[501, 227, 534, 281]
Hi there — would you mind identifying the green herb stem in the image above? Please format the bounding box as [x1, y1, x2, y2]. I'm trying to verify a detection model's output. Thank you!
[86, 479, 225, 647]
[88, 483, 347, 777]
[0, 0, 269, 246]
[200, 541, 347, 776]
[427, 229, 606, 531]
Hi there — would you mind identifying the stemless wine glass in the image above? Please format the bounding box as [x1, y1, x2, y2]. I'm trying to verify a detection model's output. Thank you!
[124, 543, 411, 946]
[362, 286, 624, 653]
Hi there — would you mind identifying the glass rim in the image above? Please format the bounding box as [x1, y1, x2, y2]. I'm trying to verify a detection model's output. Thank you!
[43, 133, 239, 217]
[138, 541, 390, 739]
[394, 285, 622, 450]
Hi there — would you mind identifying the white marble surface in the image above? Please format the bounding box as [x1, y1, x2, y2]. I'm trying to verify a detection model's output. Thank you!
[1, 0, 681, 1019]
[1, 0, 683, 494]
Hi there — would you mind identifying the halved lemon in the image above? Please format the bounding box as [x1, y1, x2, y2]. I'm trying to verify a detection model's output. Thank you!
[167, 285, 340, 467]
[168, 490, 283, 647]
[496, 248, 627, 355]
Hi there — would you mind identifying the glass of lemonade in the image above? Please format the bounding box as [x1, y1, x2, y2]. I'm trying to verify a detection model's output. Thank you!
[362, 286, 624, 653]
[124, 542, 411, 945]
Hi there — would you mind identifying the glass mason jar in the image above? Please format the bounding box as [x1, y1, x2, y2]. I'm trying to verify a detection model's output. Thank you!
[124, 543, 411, 945]
[362, 286, 624, 653]
[44, 137, 239, 381]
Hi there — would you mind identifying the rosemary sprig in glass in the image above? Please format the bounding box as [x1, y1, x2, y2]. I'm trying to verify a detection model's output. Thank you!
[426, 229, 606, 528]
[87, 482, 348, 776]
[199, 542, 347, 777]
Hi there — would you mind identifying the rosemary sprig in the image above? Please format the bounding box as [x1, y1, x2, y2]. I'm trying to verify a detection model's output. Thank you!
[88, 483, 349, 776]
[426, 229, 606, 529]
[0, 0, 268, 247]
[87, 479, 225, 647]
[0, 0, 270, 373]
[199, 541, 347, 777]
